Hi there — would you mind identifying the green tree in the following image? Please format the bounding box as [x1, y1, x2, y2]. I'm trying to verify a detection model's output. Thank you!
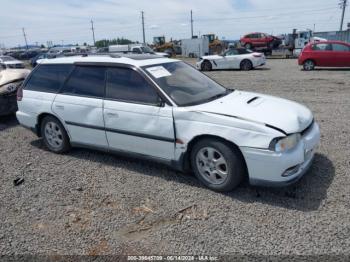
[95, 38, 135, 48]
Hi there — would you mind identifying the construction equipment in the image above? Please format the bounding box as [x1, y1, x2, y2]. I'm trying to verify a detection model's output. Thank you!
[153, 36, 181, 57]
[203, 34, 225, 55]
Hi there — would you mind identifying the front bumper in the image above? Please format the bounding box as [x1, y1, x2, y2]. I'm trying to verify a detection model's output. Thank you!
[241, 122, 320, 187]
[0, 94, 17, 116]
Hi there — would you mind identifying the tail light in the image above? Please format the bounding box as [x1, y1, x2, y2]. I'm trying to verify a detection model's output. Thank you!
[17, 87, 23, 101]
[253, 53, 262, 57]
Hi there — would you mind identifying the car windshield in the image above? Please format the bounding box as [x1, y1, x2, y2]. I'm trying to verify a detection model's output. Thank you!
[0, 56, 15, 62]
[141, 46, 154, 53]
[142, 61, 232, 106]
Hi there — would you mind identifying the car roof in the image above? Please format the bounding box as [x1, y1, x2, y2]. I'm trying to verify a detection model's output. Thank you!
[310, 40, 350, 45]
[38, 54, 179, 67]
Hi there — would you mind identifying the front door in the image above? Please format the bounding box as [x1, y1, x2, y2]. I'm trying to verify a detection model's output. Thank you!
[103, 67, 175, 160]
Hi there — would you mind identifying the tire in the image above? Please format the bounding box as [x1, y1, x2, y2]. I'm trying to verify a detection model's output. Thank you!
[41, 115, 70, 153]
[245, 43, 252, 50]
[201, 60, 212, 71]
[190, 139, 245, 192]
[240, 59, 253, 71]
[303, 60, 315, 71]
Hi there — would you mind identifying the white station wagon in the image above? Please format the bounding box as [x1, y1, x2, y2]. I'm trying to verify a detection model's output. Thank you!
[16, 55, 320, 192]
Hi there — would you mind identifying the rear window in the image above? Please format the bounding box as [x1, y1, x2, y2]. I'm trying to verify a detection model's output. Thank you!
[25, 64, 73, 93]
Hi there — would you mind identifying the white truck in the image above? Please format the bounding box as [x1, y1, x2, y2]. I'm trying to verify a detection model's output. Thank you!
[269, 29, 327, 58]
[108, 44, 170, 57]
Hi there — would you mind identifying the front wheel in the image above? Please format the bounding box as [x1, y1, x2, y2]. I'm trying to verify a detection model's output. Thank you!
[41, 116, 70, 153]
[190, 139, 245, 192]
[303, 60, 315, 71]
[201, 60, 212, 71]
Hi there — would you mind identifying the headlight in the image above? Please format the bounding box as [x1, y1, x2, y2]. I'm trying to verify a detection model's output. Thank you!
[0, 81, 22, 95]
[269, 133, 301, 152]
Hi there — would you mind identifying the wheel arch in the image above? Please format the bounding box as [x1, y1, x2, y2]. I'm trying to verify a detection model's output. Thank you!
[201, 59, 213, 70]
[240, 59, 253, 69]
[304, 58, 316, 66]
[181, 134, 248, 177]
[36, 112, 69, 138]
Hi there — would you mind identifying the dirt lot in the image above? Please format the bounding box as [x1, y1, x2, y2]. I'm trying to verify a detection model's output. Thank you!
[0, 59, 349, 257]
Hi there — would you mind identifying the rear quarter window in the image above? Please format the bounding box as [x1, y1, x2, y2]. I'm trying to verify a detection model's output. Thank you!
[25, 64, 73, 93]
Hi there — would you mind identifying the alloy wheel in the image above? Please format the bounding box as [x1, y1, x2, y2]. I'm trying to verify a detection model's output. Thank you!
[44, 121, 64, 149]
[195, 147, 228, 185]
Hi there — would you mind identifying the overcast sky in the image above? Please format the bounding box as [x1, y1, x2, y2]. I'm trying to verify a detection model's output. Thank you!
[0, 0, 348, 47]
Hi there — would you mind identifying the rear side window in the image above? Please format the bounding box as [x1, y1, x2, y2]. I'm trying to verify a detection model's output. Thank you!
[332, 44, 350, 52]
[106, 67, 159, 104]
[25, 64, 72, 93]
[61, 66, 106, 98]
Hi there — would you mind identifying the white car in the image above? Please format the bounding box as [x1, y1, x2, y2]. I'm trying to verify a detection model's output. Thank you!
[196, 48, 266, 71]
[16, 55, 320, 192]
[0, 56, 25, 69]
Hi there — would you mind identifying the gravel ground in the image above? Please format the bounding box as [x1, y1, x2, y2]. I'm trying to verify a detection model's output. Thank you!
[0, 59, 349, 258]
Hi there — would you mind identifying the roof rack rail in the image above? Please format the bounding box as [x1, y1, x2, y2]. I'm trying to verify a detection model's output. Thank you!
[81, 52, 121, 58]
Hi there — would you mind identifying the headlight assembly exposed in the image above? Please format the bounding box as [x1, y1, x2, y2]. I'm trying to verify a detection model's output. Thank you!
[269, 133, 301, 152]
[0, 81, 22, 95]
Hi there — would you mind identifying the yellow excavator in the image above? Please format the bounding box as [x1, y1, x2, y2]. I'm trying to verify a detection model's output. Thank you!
[153, 36, 181, 57]
[203, 34, 225, 55]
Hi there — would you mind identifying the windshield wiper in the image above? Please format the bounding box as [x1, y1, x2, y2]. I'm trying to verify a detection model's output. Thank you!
[185, 89, 233, 106]
[205, 89, 233, 103]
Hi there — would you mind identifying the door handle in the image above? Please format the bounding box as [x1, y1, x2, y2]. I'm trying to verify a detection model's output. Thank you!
[55, 105, 64, 110]
[106, 112, 118, 118]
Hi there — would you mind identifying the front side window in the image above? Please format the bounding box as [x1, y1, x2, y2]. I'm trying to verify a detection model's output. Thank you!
[143, 62, 230, 106]
[106, 67, 159, 104]
[312, 43, 332, 51]
[61, 66, 105, 98]
[132, 48, 142, 54]
[25, 64, 73, 93]
[332, 44, 350, 52]
[224, 50, 239, 56]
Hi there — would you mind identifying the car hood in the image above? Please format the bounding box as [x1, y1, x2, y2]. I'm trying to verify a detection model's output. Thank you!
[200, 55, 223, 60]
[189, 91, 313, 134]
[155, 52, 169, 57]
[0, 69, 30, 86]
[4, 60, 23, 65]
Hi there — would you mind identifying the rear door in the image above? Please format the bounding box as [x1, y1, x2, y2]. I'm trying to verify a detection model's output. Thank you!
[103, 66, 175, 160]
[52, 65, 108, 147]
[20, 64, 73, 118]
[331, 43, 350, 67]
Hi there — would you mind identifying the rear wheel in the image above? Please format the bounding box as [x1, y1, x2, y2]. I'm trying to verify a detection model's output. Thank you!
[41, 116, 70, 153]
[240, 59, 253, 71]
[190, 139, 245, 192]
[303, 60, 315, 71]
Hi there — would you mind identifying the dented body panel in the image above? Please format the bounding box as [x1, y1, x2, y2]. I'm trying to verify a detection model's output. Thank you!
[17, 56, 320, 188]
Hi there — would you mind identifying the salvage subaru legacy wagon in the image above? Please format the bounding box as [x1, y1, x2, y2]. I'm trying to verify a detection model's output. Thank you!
[16, 55, 320, 192]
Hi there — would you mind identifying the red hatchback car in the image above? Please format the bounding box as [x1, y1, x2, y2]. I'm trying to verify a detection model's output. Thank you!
[299, 41, 350, 70]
